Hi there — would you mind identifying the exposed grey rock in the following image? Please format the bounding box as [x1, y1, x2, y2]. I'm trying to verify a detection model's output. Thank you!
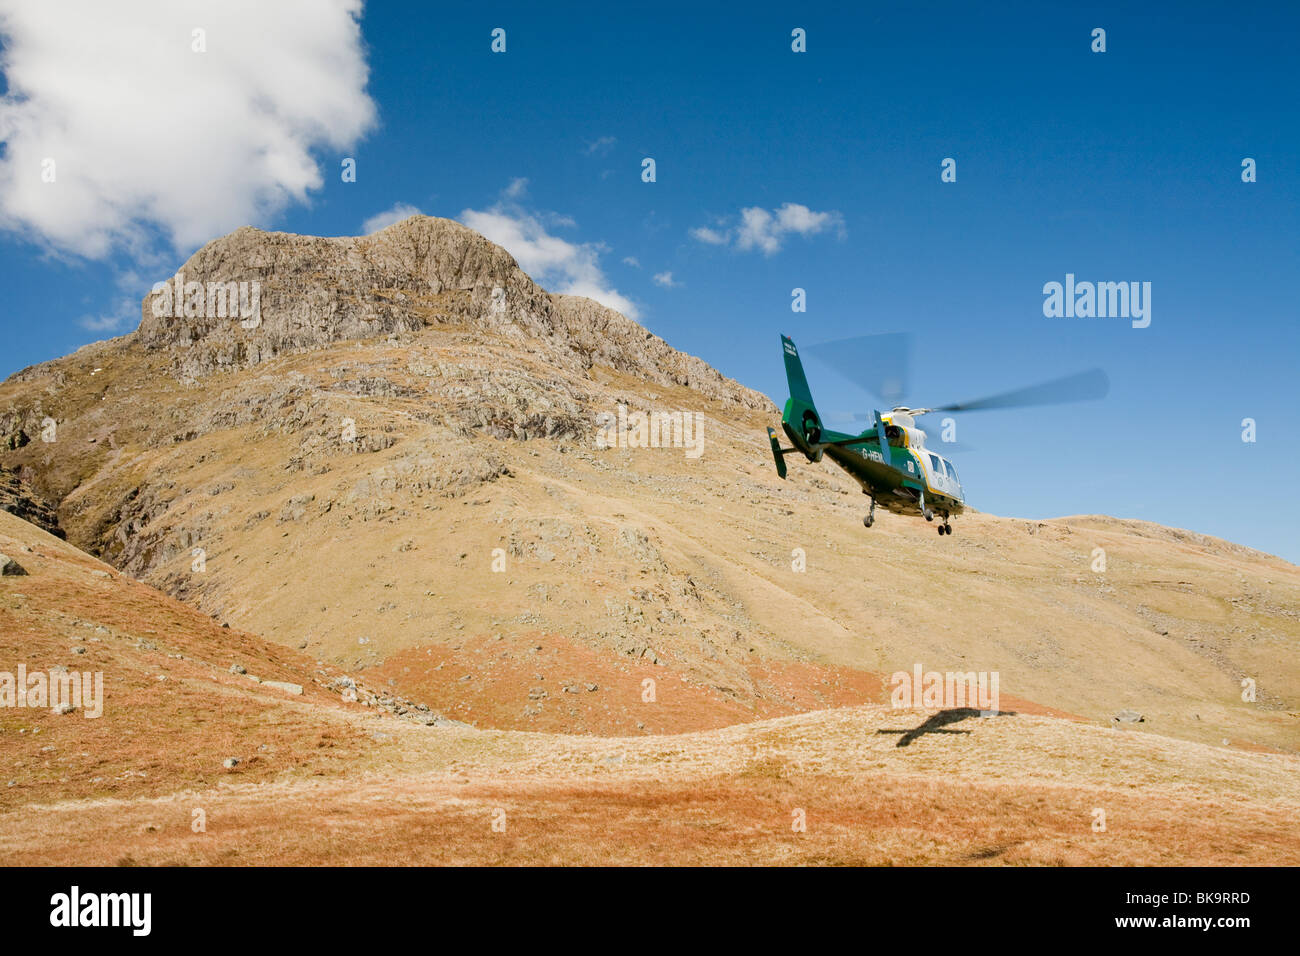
[132, 216, 770, 412]
[0, 466, 64, 538]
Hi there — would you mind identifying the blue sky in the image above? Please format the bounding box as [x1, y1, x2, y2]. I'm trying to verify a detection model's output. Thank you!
[1, 1, 1297, 559]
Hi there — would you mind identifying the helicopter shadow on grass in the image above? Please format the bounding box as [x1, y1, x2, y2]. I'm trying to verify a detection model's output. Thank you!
[876, 707, 1018, 748]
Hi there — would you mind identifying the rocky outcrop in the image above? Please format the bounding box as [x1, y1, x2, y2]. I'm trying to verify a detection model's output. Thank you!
[134, 215, 770, 410]
[0, 466, 64, 539]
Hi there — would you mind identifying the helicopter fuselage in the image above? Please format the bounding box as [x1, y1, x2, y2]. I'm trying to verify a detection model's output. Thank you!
[781, 413, 965, 520]
[769, 333, 967, 533]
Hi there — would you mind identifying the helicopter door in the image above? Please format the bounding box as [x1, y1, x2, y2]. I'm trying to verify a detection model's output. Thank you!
[927, 453, 954, 497]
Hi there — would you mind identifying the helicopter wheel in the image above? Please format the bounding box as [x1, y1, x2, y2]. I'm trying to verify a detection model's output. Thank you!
[863, 515, 874, 528]
[937, 524, 945, 536]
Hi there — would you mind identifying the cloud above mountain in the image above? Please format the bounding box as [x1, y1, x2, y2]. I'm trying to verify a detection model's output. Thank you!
[460, 198, 638, 319]
[0, 0, 376, 258]
[690, 203, 845, 255]
[363, 203, 423, 235]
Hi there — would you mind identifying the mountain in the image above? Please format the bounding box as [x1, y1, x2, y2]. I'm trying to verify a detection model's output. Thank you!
[1, 216, 1296, 761]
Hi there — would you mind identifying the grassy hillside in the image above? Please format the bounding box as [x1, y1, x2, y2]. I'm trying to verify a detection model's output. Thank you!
[2, 328, 1296, 756]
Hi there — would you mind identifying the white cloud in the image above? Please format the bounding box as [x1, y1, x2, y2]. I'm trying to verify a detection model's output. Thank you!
[652, 271, 678, 288]
[690, 203, 844, 255]
[773, 202, 841, 235]
[736, 208, 783, 255]
[584, 135, 616, 156]
[363, 202, 423, 235]
[460, 198, 638, 319]
[504, 177, 529, 198]
[622, 256, 641, 268]
[689, 226, 728, 246]
[0, 0, 377, 259]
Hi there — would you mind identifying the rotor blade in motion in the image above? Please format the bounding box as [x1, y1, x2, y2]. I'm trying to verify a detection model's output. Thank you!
[803, 333, 912, 407]
[930, 368, 1109, 413]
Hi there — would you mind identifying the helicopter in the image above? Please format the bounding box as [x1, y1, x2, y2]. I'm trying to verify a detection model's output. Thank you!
[766, 334, 1108, 536]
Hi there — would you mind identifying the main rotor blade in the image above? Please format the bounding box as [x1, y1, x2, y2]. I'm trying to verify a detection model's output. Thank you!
[929, 368, 1109, 414]
[803, 333, 912, 407]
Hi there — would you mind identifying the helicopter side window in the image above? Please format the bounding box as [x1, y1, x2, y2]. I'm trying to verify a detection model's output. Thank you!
[928, 454, 945, 476]
[945, 461, 959, 484]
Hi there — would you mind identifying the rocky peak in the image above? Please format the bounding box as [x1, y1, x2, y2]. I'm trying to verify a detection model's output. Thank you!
[133, 215, 771, 410]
